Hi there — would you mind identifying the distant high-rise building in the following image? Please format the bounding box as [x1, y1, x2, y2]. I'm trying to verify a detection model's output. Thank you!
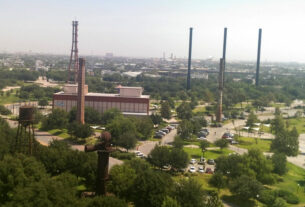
[105, 53, 114, 58]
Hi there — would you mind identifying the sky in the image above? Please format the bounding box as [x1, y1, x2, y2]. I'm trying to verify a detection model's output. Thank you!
[0, 0, 305, 62]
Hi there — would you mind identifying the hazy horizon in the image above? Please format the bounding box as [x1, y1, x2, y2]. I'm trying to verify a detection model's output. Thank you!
[1, 0, 305, 62]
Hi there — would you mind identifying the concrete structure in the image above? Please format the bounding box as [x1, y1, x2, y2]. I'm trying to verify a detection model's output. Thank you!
[216, 58, 224, 122]
[187, 27, 193, 90]
[53, 85, 149, 116]
[77, 58, 85, 124]
[256, 28, 262, 86]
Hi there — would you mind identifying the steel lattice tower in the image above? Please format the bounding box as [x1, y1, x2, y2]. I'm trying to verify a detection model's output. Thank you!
[67, 21, 79, 83]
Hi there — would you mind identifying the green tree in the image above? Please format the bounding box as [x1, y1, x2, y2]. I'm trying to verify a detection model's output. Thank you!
[229, 175, 263, 200]
[42, 108, 68, 130]
[173, 136, 184, 149]
[131, 170, 173, 207]
[161, 101, 172, 119]
[67, 122, 93, 139]
[272, 152, 287, 175]
[38, 98, 49, 108]
[271, 127, 299, 156]
[162, 196, 181, 207]
[174, 178, 206, 207]
[106, 117, 138, 145]
[206, 191, 224, 207]
[271, 115, 285, 134]
[214, 139, 228, 151]
[108, 163, 137, 200]
[200, 140, 210, 155]
[176, 102, 193, 120]
[117, 131, 137, 152]
[68, 107, 101, 124]
[169, 148, 188, 171]
[209, 173, 226, 190]
[133, 117, 154, 140]
[148, 145, 170, 168]
[81, 196, 128, 207]
[178, 120, 193, 139]
[101, 108, 123, 125]
[150, 113, 163, 125]
[246, 111, 258, 128]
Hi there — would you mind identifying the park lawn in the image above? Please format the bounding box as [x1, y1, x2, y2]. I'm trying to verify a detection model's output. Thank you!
[272, 163, 305, 206]
[286, 118, 305, 134]
[47, 128, 70, 139]
[237, 137, 272, 152]
[183, 147, 233, 159]
[192, 106, 206, 114]
[0, 89, 20, 104]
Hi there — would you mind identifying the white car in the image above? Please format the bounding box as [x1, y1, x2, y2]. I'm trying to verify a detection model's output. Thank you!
[197, 137, 207, 141]
[198, 166, 205, 173]
[190, 159, 197, 164]
[189, 166, 196, 173]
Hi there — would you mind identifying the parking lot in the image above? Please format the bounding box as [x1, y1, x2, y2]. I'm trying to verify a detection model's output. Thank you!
[186, 158, 215, 174]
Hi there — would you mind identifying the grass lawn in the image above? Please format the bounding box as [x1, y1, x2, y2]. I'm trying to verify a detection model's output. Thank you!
[47, 128, 70, 139]
[286, 118, 305, 134]
[237, 137, 272, 152]
[193, 106, 206, 114]
[273, 163, 305, 206]
[183, 147, 233, 159]
[0, 89, 20, 105]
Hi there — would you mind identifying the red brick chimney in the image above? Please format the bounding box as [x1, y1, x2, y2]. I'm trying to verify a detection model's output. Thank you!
[77, 58, 85, 124]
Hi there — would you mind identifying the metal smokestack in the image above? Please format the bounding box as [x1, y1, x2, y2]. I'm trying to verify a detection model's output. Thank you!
[187, 27, 193, 90]
[256, 28, 262, 86]
[77, 58, 85, 124]
[216, 58, 224, 123]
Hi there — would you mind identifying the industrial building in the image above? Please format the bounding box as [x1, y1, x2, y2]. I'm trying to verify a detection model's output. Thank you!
[53, 85, 150, 116]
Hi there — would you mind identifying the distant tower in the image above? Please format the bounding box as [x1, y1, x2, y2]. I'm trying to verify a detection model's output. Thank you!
[67, 21, 79, 83]
[256, 28, 262, 86]
[216, 58, 224, 122]
[77, 58, 85, 124]
[222, 27, 227, 85]
[15, 106, 35, 155]
[187, 27, 193, 90]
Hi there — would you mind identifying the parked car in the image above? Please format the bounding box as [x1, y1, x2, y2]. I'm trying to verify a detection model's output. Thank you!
[207, 159, 215, 165]
[198, 166, 204, 173]
[198, 132, 208, 137]
[189, 166, 196, 173]
[190, 158, 197, 164]
[201, 128, 210, 135]
[154, 134, 163, 138]
[198, 157, 205, 164]
[161, 129, 169, 134]
[158, 131, 166, 136]
[205, 167, 213, 174]
[230, 140, 239, 145]
[197, 137, 207, 141]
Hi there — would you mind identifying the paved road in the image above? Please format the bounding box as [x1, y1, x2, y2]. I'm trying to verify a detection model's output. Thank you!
[137, 129, 177, 156]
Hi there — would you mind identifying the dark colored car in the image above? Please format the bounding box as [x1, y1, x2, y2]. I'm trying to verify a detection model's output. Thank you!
[207, 159, 215, 165]
[205, 167, 213, 174]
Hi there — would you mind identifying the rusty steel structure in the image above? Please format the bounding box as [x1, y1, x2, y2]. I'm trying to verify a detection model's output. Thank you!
[67, 21, 79, 83]
[15, 106, 35, 155]
[256, 28, 262, 86]
[187, 27, 193, 90]
[85, 132, 114, 195]
[216, 58, 224, 122]
[77, 58, 85, 124]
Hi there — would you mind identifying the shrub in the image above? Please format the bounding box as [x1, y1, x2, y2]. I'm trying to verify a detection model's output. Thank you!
[111, 151, 136, 160]
[277, 189, 299, 204]
[258, 189, 277, 205]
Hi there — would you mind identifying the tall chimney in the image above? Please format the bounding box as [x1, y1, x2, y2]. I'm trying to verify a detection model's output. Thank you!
[216, 58, 224, 122]
[256, 28, 262, 86]
[77, 58, 85, 124]
[222, 27, 227, 85]
[187, 27, 193, 90]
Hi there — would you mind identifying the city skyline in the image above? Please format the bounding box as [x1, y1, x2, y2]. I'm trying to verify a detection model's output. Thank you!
[1, 0, 305, 62]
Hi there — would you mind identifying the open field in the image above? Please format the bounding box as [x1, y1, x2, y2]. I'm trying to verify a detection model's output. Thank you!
[286, 117, 305, 134]
[237, 136, 272, 152]
[183, 147, 233, 159]
[0, 89, 20, 105]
